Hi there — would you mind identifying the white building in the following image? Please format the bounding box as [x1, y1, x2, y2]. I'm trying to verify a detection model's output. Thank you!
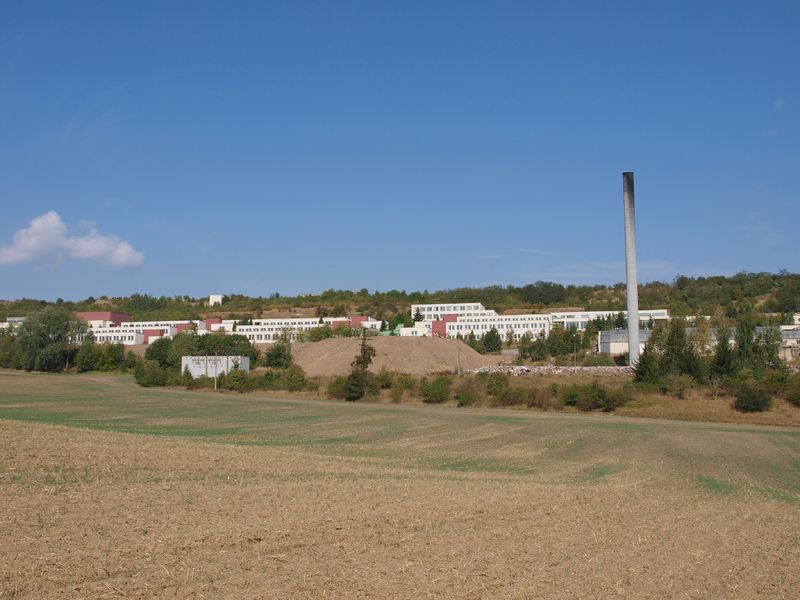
[181, 355, 249, 379]
[411, 303, 669, 334]
[410, 302, 668, 340]
[550, 309, 669, 330]
[209, 294, 223, 306]
[399, 322, 432, 337]
[90, 327, 145, 345]
[597, 329, 652, 355]
[410, 302, 498, 321]
[225, 316, 380, 343]
[447, 313, 551, 341]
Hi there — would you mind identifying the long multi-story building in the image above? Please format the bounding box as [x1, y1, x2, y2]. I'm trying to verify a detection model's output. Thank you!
[404, 302, 670, 341]
[219, 316, 380, 343]
[67, 310, 381, 345]
[410, 302, 497, 321]
[446, 313, 551, 341]
[550, 309, 669, 330]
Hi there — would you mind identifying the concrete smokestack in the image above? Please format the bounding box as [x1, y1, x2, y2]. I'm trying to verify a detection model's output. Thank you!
[623, 172, 639, 366]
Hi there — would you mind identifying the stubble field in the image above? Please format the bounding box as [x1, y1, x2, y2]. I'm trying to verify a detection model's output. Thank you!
[1, 370, 800, 598]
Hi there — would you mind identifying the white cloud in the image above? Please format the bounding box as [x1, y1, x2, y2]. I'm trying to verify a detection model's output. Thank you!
[0, 211, 143, 269]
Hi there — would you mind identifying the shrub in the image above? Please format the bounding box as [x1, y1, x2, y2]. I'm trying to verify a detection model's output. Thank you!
[421, 376, 451, 403]
[525, 386, 551, 409]
[761, 369, 789, 396]
[662, 373, 694, 399]
[260, 369, 283, 390]
[227, 369, 255, 392]
[494, 386, 529, 407]
[733, 382, 772, 412]
[364, 372, 381, 397]
[600, 385, 633, 412]
[376, 368, 393, 389]
[134, 360, 168, 387]
[327, 375, 348, 399]
[165, 370, 189, 387]
[395, 375, 417, 393]
[559, 381, 624, 411]
[390, 386, 404, 403]
[455, 377, 484, 407]
[345, 372, 366, 401]
[283, 365, 306, 391]
[265, 342, 292, 368]
[785, 376, 800, 408]
[484, 372, 510, 397]
[188, 375, 214, 389]
[581, 353, 615, 367]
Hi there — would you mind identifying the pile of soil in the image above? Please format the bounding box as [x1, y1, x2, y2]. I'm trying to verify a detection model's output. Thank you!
[290, 336, 496, 376]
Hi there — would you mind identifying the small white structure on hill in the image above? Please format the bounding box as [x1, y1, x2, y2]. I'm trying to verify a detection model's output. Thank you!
[181, 355, 249, 379]
[209, 294, 223, 306]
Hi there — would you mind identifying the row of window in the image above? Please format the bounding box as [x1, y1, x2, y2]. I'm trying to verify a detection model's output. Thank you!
[449, 323, 547, 331]
[417, 304, 481, 312]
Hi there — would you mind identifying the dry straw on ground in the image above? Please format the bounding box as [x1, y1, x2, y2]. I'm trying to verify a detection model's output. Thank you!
[1, 371, 799, 598]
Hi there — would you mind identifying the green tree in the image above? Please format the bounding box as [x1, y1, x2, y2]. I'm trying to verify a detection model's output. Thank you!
[735, 312, 757, 370]
[633, 342, 662, 384]
[582, 321, 597, 350]
[518, 332, 534, 359]
[167, 332, 201, 369]
[265, 341, 292, 368]
[0, 328, 22, 369]
[307, 325, 333, 342]
[346, 330, 377, 400]
[710, 325, 737, 378]
[98, 343, 126, 371]
[753, 327, 782, 372]
[16, 307, 86, 372]
[145, 336, 173, 369]
[483, 328, 502, 353]
[75, 334, 101, 372]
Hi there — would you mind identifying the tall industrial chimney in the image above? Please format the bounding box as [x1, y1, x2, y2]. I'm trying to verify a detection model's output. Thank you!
[623, 172, 639, 366]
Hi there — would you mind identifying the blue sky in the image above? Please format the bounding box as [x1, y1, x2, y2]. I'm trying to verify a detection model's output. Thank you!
[1, 1, 798, 300]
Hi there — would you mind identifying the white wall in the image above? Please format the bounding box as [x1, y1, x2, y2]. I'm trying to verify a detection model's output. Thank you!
[446, 314, 551, 340]
[181, 356, 249, 378]
[410, 303, 494, 321]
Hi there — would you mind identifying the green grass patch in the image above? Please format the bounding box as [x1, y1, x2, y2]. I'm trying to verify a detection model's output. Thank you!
[696, 474, 736, 495]
[572, 463, 627, 484]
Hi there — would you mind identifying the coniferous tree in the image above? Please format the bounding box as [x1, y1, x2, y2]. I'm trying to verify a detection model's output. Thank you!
[633, 342, 662, 384]
[483, 328, 502, 353]
[710, 325, 737, 378]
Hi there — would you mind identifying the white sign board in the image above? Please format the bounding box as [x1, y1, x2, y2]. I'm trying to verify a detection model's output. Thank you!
[181, 356, 250, 379]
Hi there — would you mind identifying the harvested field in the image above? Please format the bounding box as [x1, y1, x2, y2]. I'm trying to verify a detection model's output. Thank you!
[1, 370, 800, 598]
[290, 336, 497, 376]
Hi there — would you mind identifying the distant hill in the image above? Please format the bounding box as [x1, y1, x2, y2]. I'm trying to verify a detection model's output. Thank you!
[2, 271, 798, 323]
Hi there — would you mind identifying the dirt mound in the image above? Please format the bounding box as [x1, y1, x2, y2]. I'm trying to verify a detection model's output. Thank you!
[291, 336, 496, 376]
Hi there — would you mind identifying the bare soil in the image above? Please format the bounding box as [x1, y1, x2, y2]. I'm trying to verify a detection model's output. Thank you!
[1, 371, 799, 598]
[291, 336, 498, 376]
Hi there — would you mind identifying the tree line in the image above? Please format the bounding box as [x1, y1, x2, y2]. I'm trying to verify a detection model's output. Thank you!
[2, 271, 798, 323]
